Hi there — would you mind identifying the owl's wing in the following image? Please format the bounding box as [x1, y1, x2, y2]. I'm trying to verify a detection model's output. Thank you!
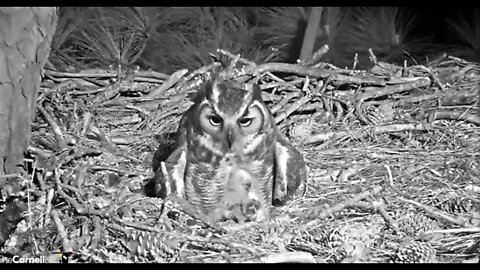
[162, 116, 189, 198]
[145, 116, 189, 199]
[273, 133, 308, 206]
[164, 146, 188, 198]
[146, 146, 187, 199]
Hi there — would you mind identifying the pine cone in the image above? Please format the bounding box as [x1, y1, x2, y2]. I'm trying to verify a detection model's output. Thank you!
[390, 241, 437, 263]
[126, 230, 182, 262]
[397, 211, 441, 239]
[288, 119, 317, 143]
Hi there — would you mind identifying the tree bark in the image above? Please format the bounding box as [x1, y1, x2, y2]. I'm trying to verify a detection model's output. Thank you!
[299, 7, 323, 61]
[0, 7, 57, 176]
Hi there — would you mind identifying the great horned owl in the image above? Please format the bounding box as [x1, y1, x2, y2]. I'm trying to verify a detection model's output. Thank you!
[149, 79, 307, 222]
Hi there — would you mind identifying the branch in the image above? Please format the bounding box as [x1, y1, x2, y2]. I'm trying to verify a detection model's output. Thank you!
[299, 7, 323, 61]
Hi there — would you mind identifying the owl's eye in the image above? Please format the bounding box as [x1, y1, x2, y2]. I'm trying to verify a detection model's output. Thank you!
[209, 115, 223, 126]
[238, 117, 253, 127]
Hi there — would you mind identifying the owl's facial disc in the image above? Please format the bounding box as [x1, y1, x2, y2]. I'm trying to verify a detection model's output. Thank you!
[224, 103, 264, 149]
[198, 80, 267, 150]
[199, 101, 264, 149]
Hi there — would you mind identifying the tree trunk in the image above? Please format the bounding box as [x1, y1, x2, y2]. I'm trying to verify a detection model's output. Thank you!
[299, 7, 323, 61]
[0, 7, 57, 176]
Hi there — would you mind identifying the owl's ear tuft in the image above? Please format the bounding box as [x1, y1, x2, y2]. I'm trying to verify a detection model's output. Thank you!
[203, 80, 214, 97]
[207, 79, 229, 106]
[247, 82, 262, 101]
[191, 80, 216, 104]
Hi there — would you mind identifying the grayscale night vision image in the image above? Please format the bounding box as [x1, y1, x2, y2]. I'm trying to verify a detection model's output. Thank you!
[0, 7, 479, 263]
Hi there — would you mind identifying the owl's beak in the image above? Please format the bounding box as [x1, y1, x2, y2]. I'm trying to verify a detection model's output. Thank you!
[226, 128, 235, 149]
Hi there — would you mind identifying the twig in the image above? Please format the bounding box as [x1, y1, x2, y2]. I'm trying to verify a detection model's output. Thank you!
[37, 104, 67, 149]
[54, 169, 103, 216]
[70, 86, 108, 96]
[89, 216, 103, 249]
[46, 69, 169, 81]
[133, 77, 165, 84]
[427, 53, 447, 67]
[135, 70, 170, 80]
[77, 76, 109, 87]
[323, 74, 388, 95]
[333, 98, 344, 123]
[242, 251, 316, 263]
[305, 123, 434, 145]
[352, 53, 359, 70]
[384, 164, 412, 199]
[146, 69, 189, 98]
[249, 62, 334, 79]
[358, 77, 431, 100]
[433, 109, 480, 125]
[181, 62, 222, 85]
[415, 65, 445, 91]
[274, 95, 312, 124]
[27, 146, 52, 160]
[44, 188, 55, 226]
[88, 125, 115, 150]
[260, 78, 304, 92]
[306, 185, 383, 226]
[288, 102, 324, 113]
[398, 197, 470, 227]
[270, 92, 301, 114]
[52, 147, 103, 169]
[263, 71, 285, 83]
[80, 111, 93, 137]
[88, 166, 147, 177]
[0, 173, 20, 180]
[372, 199, 399, 231]
[26, 160, 36, 228]
[355, 98, 372, 125]
[51, 209, 73, 253]
[216, 48, 256, 67]
[72, 166, 87, 190]
[423, 227, 480, 235]
[368, 48, 378, 64]
[45, 70, 117, 78]
[37, 80, 77, 102]
[89, 85, 120, 105]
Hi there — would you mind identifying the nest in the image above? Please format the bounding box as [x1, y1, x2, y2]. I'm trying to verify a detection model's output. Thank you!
[0, 49, 479, 263]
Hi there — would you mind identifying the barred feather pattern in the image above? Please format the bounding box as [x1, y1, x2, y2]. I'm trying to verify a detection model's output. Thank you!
[184, 142, 275, 218]
[156, 79, 307, 223]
